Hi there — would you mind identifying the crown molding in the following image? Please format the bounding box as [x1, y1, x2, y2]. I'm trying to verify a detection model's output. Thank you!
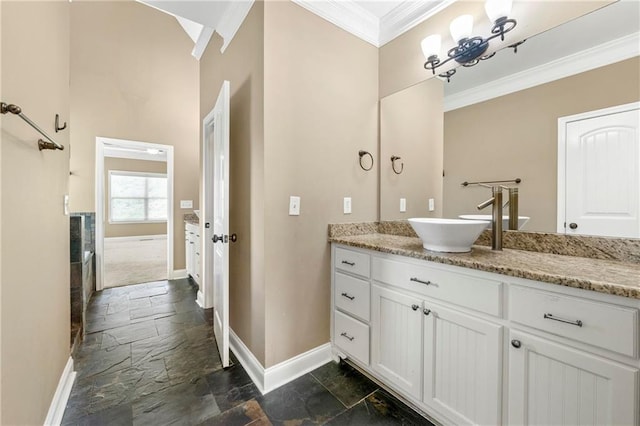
[217, 0, 255, 53]
[379, 0, 457, 46]
[444, 32, 640, 112]
[292, 0, 379, 46]
[293, 0, 455, 47]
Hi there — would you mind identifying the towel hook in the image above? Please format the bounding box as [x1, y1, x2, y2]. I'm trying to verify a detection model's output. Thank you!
[391, 155, 403, 174]
[55, 114, 67, 133]
[358, 150, 374, 171]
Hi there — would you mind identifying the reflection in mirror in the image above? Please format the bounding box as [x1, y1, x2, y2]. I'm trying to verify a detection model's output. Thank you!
[379, 1, 640, 239]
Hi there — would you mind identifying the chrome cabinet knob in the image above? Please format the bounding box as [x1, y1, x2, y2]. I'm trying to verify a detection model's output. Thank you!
[411, 304, 420, 311]
[511, 339, 522, 349]
[569, 223, 578, 229]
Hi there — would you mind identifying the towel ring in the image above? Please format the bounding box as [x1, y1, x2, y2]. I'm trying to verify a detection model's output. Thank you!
[391, 155, 403, 174]
[358, 150, 374, 171]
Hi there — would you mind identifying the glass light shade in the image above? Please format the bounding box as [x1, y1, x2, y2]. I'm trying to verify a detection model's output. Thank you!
[450, 14, 473, 43]
[485, 0, 513, 22]
[421, 34, 442, 59]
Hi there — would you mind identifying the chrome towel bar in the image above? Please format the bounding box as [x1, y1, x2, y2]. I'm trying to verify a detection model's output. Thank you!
[1, 102, 64, 150]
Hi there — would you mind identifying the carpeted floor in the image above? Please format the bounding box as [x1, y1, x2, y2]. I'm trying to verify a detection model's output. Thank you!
[103, 237, 167, 288]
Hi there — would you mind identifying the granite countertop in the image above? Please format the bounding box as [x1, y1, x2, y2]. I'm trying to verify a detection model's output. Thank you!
[331, 233, 640, 300]
[184, 213, 199, 225]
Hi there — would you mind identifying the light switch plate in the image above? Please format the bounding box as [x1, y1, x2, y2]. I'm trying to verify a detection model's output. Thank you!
[180, 200, 193, 209]
[289, 196, 300, 216]
[343, 197, 352, 214]
[428, 198, 435, 212]
[400, 198, 406, 212]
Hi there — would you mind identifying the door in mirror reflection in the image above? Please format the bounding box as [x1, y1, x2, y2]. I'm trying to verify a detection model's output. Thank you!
[561, 103, 640, 237]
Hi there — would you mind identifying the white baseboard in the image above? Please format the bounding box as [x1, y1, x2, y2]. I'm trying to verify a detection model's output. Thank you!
[44, 357, 76, 426]
[104, 234, 167, 242]
[229, 328, 332, 394]
[229, 328, 265, 392]
[171, 269, 188, 280]
[195, 290, 205, 308]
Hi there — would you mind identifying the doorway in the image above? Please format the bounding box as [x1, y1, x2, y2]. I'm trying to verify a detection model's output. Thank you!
[95, 137, 175, 291]
[558, 102, 640, 237]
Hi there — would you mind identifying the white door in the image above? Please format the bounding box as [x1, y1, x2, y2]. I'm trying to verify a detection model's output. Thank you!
[508, 330, 638, 426]
[561, 104, 640, 237]
[423, 302, 502, 425]
[371, 284, 423, 399]
[207, 81, 231, 367]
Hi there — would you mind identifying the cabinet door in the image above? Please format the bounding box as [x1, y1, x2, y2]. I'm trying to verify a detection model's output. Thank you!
[509, 330, 638, 426]
[371, 284, 423, 399]
[423, 303, 502, 425]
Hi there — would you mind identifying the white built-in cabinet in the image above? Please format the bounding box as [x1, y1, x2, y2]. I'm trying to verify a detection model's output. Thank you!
[185, 222, 201, 286]
[331, 244, 640, 426]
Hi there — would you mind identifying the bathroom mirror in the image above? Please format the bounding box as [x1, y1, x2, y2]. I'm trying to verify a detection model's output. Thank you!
[379, 0, 640, 238]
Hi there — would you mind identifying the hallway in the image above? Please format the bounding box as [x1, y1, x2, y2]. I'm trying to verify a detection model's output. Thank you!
[62, 279, 432, 425]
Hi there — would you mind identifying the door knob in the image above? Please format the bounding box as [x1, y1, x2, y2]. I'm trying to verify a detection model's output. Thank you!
[569, 223, 578, 229]
[212, 234, 224, 243]
[230, 233, 237, 242]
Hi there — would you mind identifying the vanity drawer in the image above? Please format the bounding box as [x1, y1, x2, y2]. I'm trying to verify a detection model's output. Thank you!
[335, 247, 370, 278]
[335, 272, 370, 322]
[510, 285, 638, 358]
[372, 257, 502, 316]
[334, 310, 370, 365]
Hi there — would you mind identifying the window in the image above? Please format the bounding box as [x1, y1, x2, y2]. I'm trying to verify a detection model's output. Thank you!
[109, 171, 167, 223]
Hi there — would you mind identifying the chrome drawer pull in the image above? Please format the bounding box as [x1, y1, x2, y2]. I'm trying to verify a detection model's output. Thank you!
[410, 277, 431, 285]
[341, 292, 355, 300]
[543, 313, 583, 327]
[340, 332, 354, 341]
[341, 260, 355, 266]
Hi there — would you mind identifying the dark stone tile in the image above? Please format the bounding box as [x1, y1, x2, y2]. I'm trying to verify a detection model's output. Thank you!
[63, 403, 132, 426]
[132, 377, 220, 425]
[131, 329, 189, 365]
[85, 311, 131, 333]
[325, 389, 434, 426]
[164, 337, 223, 383]
[129, 303, 176, 321]
[75, 343, 132, 378]
[257, 374, 345, 425]
[101, 320, 159, 348]
[155, 310, 206, 335]
[174, 298, 199, 313]
[311, 361, 379, 408]
[206, 365, 259, 412]
[128, 285, 168, 300]
[200, 399, 270, 426]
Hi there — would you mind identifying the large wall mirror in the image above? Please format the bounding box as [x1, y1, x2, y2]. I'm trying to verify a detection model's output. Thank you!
[379, 1, 640, 239]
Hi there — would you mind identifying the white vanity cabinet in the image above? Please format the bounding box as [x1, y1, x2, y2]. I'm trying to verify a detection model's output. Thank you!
[509, 330, 638, 426]
[331, 243, 640, 426]
[185, 222, 201, 286]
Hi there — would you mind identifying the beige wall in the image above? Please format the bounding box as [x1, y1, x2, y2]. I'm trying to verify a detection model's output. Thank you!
[1, 2, 71, 423]
[199, 0, 378, 368]
[263, 1, 378, 367]
[70, 1, 199, 269]
[379, 1, 612, 99]
[200, 2, 266, 364]
[444, 57, 640, 232]
[104, 157, 167, 238]
[380, 78, 444, 220]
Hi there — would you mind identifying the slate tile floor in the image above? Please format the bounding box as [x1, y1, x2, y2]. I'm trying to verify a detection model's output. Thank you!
[62, 279, 434, 425]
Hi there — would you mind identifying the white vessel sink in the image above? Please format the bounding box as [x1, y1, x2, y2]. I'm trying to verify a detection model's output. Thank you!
[458, 214, 530, 230]
[408, 218, 490, 253]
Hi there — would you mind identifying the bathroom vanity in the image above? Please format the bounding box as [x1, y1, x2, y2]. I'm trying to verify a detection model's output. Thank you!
[185, 216, 201, 286]
[330, 230, 640, 426]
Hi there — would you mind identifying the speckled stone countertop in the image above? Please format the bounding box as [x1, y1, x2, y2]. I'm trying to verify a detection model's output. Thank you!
[184, 213, 199, 225]
[330, 233, 640, 300]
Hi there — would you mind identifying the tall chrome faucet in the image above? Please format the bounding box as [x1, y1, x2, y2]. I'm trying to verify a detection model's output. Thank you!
[477, 186, 503, 250]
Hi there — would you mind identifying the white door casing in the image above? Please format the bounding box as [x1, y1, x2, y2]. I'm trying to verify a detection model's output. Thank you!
[95, 137, 174, 291]
[558, 102, 640, 237]
[203, 80, 231, 368]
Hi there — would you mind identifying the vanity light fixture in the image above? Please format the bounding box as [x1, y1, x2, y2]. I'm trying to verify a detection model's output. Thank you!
[421, 0, 517, 81]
